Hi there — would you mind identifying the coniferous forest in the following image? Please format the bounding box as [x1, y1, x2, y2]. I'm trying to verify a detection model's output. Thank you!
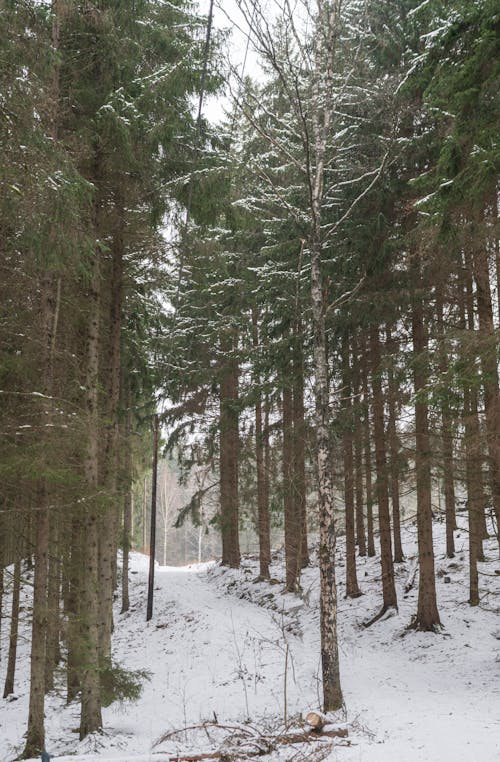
[0, 1, 499, 760]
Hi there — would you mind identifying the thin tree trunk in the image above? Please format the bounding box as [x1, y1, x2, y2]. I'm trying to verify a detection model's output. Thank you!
[411, 291, 441, 630]
[219, 334, 240, 568]
[436, 296, 457, 557]
[121, 411, 132, 614]
[3, 559, 21, 698]
[369, 324, 397, 613]
[143, 476, 147, 552]
[24, 492, 50, 756]
[464, 254, 488, 555]
[293, 329, 309, 568]
[283, 379, 300, 591]
[252, 310, 271, 580]
[471, 232, 500, 550]
[65, 516, 81, 703]
[351, 333, 366, 556]
[361, 341, 376, 557]
[45, 520, 61, 693]
[342, 338, 361, 598]
[386, 325, 404, 562]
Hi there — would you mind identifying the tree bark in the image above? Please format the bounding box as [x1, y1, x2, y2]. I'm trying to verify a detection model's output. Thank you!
[79, 243, 103, 739]
[24, 268, 61, 756]
[411, 291, 441, 630]
[311, 247, 342, 711]
[369, 324, 397, 612]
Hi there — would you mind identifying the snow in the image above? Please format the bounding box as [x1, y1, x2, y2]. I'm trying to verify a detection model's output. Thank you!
[1, 517, 499, 761]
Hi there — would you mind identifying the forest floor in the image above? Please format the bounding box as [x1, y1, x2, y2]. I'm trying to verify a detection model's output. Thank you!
[1, 515, 499, 762]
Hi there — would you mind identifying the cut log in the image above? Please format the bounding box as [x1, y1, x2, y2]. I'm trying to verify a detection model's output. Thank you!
[305, 712, 325, 732]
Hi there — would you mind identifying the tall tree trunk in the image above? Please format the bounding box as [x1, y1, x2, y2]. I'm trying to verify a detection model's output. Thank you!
[283, 378, 300, 591]
[219, 333, 240, 568]
[252, 310, 271, 580]
[464, 254, 488, 554]
[463, 384, 480, 606]
[351, 333, 366, 556]
[3, 559, 21, 698]
[98, 223, 124, 661]
[45, 520, 61, 693]
[24, 269, 61, 757]
[293, 329, 309, 568]
[369, 324, 397, 613]
[411, 289, 441, 631]
[436, 295, 457, 557]
[79, 242, 103, 739]
[65, 516, 82, 703]
[385, 325, 404, 563]
[311, 238, 342, 711]
[471, 231, 500, 550]
[361, 341, 376, 557]
[342, 338, 361, 597]
[121, 408, 132, 614]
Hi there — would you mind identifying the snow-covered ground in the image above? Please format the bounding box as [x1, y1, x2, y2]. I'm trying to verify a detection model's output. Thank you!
[1, 516, 499, 761]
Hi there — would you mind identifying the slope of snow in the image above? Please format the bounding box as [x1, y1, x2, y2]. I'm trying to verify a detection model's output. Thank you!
[1, 515, 499, 761]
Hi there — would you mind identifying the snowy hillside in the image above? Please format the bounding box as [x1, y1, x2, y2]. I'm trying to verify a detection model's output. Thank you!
[1, 518, 499, 762]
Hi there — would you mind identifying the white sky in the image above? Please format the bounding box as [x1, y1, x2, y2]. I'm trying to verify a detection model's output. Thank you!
[202, 0, 265, 123]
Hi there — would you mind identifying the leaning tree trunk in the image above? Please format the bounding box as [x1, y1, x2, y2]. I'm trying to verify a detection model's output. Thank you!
[411, 290, 441, 631]
[369, 324, 397, 613]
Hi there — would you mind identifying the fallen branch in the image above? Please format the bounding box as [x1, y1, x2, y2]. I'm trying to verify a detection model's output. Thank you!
[156, 722, 349, 761]
[404, 559, 419, 593]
